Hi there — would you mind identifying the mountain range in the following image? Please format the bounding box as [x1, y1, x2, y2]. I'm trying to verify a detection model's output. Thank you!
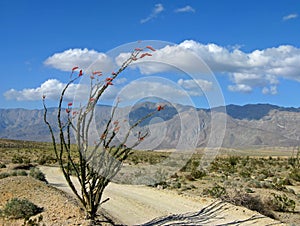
[0, 103, 300, 149]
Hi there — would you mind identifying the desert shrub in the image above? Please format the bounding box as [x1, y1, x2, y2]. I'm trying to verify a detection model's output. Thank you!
[11, 171, 18, 176]
[0, 163, 6, 168]
[240, 156, 250, 166]
[269, 193, 296, 212]
[228, 155, 239, 167]
[191, 169, 207, 179]
[37, 155, 56, 165]
[23, 157, 31, 165]
[2, 198, 42, 219]
[180, 158, 200, 172]
[222, 190, 275, 218]
[203, 184, 226, 198]
[288, 156, 299, 168]
[248, 179, 262, 188]
[0, 172, 10, 179]
[12, 155, 24, 164]
[239, 169, 251, 178]
[17, 170, 28, 176]
[272, 178, 292, 191]
[171, 181, 181, 189]
[289, 168, 300, 182]
[29, 168, 47, 183]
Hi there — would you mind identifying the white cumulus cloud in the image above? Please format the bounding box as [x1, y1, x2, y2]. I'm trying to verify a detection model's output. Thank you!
[4, 79, 86, 101]
[44, 48, 114, 72]
[140, 3, 164, 24]
[4, 77, 130, 102]
[177, 79, 212, 96]
[115, 40, 300, 95]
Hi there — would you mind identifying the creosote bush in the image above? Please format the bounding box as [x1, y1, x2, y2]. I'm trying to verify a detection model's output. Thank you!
[2, 198, 42, 219]
[0, 163, 6, 168]
[203, 184, 226, 198]
[269, 193, 296, 212]
[29, 168, 47, 183]
[222, 190, 275, 219]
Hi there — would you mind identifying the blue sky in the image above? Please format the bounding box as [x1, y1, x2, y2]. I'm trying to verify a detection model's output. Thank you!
[1, 0, 300, 109]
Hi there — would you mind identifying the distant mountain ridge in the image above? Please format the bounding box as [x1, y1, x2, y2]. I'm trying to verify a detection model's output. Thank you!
[212, 104, 300, 120]
[0, 103, 299, 148]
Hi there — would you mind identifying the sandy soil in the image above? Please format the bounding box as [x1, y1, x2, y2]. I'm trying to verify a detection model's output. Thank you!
[0, 176, 88, 226]
[39, 166, 285, 225]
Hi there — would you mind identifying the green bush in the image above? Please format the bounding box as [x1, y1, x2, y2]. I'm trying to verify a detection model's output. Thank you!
[12, 155, 24, 164]
[203, 184, 226, 198]
[17, 170, 28, 176]
[2, 198, 42, 219]
[0, 163, 6, 168]
[228, 156, 239, 167]
[37, 155, 56, 165]
[191, 169, 207, 179]
[29, 168, 47, 183]
[289, 168, 300, 182]
[269, 193, 296, 212]
[0, 172, 10, 179]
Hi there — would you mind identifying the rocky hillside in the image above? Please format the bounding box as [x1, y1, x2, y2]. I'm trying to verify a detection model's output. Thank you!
[0, 103, 299, 149]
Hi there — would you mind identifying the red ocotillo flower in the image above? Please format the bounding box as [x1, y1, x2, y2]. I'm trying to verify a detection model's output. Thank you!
[140, 53, 152, 58]
[106, 77, 113, 81]
[68, 102, 73, 107]
[78, 70, 83, 76]
[114, 126, 120, 132]
[92, 71, 102, 75]
[100, 133, 106, 140]
[146, 46, 156, 51]
[106, 81, 113, 86]
[135, 48, 143, 51]
[72, 66, 79, 71]
[157, 105, 164, 111]
[66, 109, 71, 113]
[111, 72, 117, 76]
[90, 75, 95, 79]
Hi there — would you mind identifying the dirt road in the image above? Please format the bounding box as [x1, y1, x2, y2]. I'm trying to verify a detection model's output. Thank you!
[39, 166, 284, 225]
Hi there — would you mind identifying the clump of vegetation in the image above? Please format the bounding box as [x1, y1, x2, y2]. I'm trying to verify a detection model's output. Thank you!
[0, 172, 10, 179]
[1, 198, 42, 219]
[29, 168, 47, 183]
[37, 155, 56, 165]
[222, 190, 275, 219]
[0, 163, 6, 168]
[203, 184, 227, 198]
[269, 193, 296, 212]
[289, 168, 300, 182]
[12, 155, 30, 164]
[0, 170, 28, 179]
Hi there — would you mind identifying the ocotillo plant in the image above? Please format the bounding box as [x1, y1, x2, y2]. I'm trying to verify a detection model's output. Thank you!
[43, 46, 161, 220]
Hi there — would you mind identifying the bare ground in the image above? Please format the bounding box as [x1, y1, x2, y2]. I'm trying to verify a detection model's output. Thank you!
[38, 166, 285, 225]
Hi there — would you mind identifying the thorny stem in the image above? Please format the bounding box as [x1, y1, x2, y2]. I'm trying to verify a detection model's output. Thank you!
[43, 47, 157, 220]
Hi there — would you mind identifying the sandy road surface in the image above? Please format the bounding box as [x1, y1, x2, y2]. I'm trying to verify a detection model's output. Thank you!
[39, 166, 284, 225]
